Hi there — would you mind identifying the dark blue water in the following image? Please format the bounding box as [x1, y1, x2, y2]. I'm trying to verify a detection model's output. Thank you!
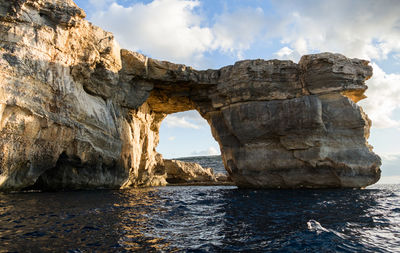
[0, 156, 399, 252]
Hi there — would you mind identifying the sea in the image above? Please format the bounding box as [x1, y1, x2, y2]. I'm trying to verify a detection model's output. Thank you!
[0, 155, 399, 252]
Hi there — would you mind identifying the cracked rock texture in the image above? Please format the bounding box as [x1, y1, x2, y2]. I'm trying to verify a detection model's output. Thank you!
[0, 0, 381, 191]
[163, 159, 218, 184]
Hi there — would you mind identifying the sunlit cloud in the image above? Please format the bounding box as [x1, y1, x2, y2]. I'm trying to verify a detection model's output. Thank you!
[268, 0, 400, 128]
[271, 0, 400, 62]
[89, 0, 266, 67]
[90, 0, 400, 71]
[91, 0, 213, 66]
[212, 7, 265, 59]
[163, 115, 201, 129]
[360, 63, 400, 128]
[274, 46, 295, 60]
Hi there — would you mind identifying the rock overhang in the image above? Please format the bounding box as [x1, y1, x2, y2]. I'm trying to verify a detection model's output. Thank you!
[0, 0, 381, 191]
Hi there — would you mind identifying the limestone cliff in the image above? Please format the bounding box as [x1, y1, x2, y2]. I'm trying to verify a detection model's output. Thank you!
[0, 0, 381, 191]
[163, 159, 217, 184]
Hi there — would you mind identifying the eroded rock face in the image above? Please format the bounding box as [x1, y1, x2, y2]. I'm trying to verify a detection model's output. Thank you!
[0, 0, 381, 191]
[0, 0, 165, 190]
[163, 159, 217, 184]
[206, 54, 380, 188]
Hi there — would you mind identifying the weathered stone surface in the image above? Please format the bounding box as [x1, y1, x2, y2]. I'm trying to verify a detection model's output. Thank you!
[208, 58, 380, 188]
[163, 159, 217, 184]
[299, 53, 372, 97]
[0, 0, 164, 191]
[214, 172, 231, 183]
[0, 0, 381, 191]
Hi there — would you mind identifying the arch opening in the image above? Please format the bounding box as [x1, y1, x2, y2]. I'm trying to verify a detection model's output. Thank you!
[155, 110, 229, 185]
[157, 110, 220, 159]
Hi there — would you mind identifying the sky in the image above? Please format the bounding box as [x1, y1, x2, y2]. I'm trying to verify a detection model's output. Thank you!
[74, 0, 400, 183]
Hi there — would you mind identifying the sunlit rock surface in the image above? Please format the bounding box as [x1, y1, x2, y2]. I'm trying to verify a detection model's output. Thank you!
[163, 159, 217, 184]
[0, 0, 381, 191]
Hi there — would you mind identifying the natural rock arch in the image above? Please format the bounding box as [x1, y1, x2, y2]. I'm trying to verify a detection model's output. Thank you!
[122, 50, 381, 189]
[0, 0, 380, 191]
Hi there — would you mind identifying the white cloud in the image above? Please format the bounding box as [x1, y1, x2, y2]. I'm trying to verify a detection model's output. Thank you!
[162, 110, 209, 129]
[190, 147, 220, 156]
[274, 46, 295, 60]
[293, 37, 308, 56]
[163, 115, 201, 129]
[89, 0, 266, 66]
[268, 1, 400, 128]
[212, 7, 266, 59]
[359, 63, 400, 128]
[271, 0, 400, 62]
[275, 46, 293, 57]
[89, 0, 400, 67]
[176, 110, 208, 125]
[91, 0, 213, 66]
[168, 136, 176, 141]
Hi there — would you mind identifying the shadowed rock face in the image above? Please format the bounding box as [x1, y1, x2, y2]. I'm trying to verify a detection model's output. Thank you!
[0, 0, 381, 191]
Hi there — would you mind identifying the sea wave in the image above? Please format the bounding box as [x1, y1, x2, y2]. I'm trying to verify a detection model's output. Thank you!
[0, 156, 399, 252]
